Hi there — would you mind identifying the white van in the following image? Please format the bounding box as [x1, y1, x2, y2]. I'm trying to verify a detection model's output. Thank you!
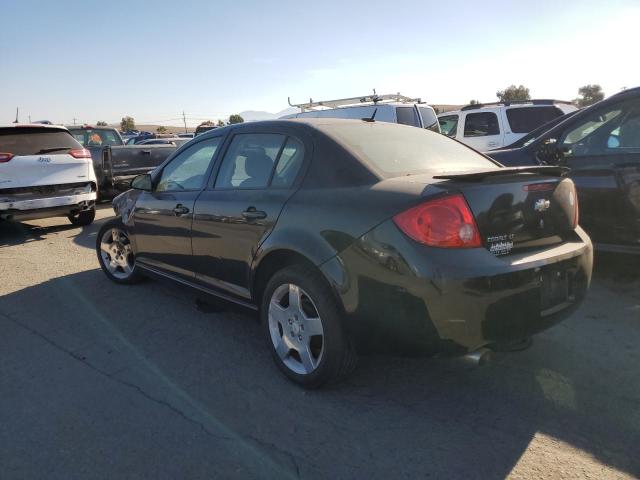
[0, 125, 97, 225]
[283, 93, 440, 132]
[438, 100, 577, 151]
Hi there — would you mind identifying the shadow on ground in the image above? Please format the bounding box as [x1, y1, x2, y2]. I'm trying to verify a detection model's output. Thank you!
[0, 204, 112, 249]
[1, 264, 638, 478]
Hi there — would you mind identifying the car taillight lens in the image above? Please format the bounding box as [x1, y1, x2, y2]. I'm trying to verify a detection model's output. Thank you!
[393, 194, 482, 248]
[69, 148, 91, 159]
[0, 152, 14, 163]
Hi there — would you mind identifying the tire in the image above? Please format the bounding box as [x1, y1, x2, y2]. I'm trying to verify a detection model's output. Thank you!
[68, 206, 96, 226]
[261, 264, 356, 388]
[96, 218, 144, 284]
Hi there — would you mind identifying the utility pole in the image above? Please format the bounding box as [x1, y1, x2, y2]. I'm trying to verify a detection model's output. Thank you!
[182, 111, 188, 133]
[73, 117, 77, 125]
[13, 107, 19, 123]
[29, 115, 32, 123]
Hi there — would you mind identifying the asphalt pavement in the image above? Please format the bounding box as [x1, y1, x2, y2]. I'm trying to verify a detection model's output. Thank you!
[1, 206, 639, 479]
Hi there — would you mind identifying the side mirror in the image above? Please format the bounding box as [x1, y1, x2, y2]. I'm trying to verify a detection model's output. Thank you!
[130, 173, 152, 191]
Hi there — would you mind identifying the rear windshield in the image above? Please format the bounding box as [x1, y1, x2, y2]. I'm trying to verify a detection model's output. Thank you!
[506, 106, 564, 134]
[0, 128, 81, 156]
[319, 122, 498, 177]
[68, 128, 123, 146]
[419, 107, 440, 132]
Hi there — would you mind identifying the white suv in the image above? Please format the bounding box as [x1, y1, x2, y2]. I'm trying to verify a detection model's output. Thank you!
[282, 93, 440, 132]
[438, 100, 578, 151]
[0, 125, 97, 225]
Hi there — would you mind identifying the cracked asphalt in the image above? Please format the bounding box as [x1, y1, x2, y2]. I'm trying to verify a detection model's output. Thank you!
[1, 205, 639, 479]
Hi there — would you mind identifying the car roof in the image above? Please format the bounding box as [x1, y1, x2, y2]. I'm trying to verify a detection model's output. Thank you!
[0, 123, 68, 131]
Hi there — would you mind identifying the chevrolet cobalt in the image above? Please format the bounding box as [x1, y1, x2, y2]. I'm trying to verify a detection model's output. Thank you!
[97, 119, 592, 387]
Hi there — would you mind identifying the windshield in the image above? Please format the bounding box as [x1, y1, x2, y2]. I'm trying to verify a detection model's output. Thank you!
[69, 128, 123, 147]
[319, 122, 498, 177]
[0, 128, 81, 155]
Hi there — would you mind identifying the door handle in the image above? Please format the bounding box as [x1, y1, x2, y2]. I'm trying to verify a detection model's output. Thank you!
[141, 150, 151, 155]
[173, 204, 190, 216]
[241, 208, 267, 220]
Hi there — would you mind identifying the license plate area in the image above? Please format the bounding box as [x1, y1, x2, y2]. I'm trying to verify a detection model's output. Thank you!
[540, 268, 574, 313]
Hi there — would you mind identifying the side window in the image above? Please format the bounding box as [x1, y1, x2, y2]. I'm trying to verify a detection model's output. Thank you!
[506, 106, 563, 133]
[464, 112, 500, 137]
[156, 138, 220, 192]
[419, 107, 439, 132]
[214, 133, 285, 189]
[272, 137, 305, 187]
[559, 103, 633, 157]
[438, 115, 459, 138]
[396, 107, 420, 127]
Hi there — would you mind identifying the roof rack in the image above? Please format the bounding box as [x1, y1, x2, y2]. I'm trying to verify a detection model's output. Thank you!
[288, 90, 422, 112]
[460, 99, 574, 111]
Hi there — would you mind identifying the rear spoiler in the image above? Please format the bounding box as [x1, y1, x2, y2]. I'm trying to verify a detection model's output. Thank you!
[433, 166, 570, 181]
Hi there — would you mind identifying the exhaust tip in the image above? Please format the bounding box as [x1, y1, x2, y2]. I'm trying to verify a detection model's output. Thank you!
[463, 347, 493, 366]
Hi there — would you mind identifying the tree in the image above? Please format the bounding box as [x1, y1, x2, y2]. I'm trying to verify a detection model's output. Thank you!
[120, 116, 135, 131]
[469, 99, 480, 105]
[574, 84, 604, 108]
[496, 85, 530, 102]
[228, 114, 244, 124]
[197, 120, 215, 127]
[217, 119, 226, 127]
[96, 121, 108, 126]
[156, 126, 167, 134]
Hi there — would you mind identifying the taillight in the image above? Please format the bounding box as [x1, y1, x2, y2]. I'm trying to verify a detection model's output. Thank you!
[69, 148, 91, 159]
[0, 152, 14, 163]
[393, 194, 482, 248]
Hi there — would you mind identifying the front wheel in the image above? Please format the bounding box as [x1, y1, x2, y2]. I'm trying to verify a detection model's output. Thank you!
[68, 206, 95, 226]
[261, 265, 356, 388]
[96, 218, 143, 284]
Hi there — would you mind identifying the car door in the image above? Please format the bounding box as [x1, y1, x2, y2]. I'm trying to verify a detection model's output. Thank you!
[132, 137, 222, 278]
[461, 110, 504, 151]
[191, 131, 307, 299]
[555, 98, 640, 247]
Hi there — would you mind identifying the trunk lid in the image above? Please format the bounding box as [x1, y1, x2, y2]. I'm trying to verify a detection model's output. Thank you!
[0, 153, 92, 190]
[433, 169, 577, 255]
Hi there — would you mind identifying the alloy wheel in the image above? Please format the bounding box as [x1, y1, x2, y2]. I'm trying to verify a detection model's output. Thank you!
[99, 228, 135, 279]
[268, 283, 325, 375]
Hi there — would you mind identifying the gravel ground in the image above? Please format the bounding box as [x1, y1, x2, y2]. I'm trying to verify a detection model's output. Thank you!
[1, 205, 639, 479]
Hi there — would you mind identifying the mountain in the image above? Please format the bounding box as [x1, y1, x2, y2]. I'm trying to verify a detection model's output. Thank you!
[239, 107, 297, 121]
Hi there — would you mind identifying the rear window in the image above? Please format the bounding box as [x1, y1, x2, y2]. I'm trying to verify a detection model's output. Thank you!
[0, 128, 81, 156]
[505, 106, 564, 134]
[396, 107, 420, 127]
[68, 128, 122, 146]
[319, 122, 498, 177]
[419, 107, 440, 132]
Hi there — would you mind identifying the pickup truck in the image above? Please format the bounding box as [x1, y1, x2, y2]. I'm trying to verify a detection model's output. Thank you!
[66, 125, 178, 196]
[101, 144, 178, 192]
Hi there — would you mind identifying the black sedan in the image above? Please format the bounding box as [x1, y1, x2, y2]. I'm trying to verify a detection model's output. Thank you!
[97, 119, 593, 387]
[490, 86, 640, 254]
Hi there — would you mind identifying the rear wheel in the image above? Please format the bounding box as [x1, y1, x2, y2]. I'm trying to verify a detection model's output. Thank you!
[68, 206, 95, 226]
[96, 218, 143, 284]
[261, 265, 356, 388]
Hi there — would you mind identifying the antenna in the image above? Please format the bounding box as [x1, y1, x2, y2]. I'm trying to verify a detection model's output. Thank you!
[361, 108, 378, 123]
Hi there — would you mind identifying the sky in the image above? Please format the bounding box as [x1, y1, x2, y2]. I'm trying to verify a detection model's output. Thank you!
[1, 0, 639, 126]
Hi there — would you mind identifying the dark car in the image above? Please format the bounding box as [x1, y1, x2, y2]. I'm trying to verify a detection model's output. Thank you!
[489, 87, 640, 253]
[96, 119, 592, 387]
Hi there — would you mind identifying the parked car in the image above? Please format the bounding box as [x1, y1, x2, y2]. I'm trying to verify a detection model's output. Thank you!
[489, 87, 640, 254]
[67, 125, 124, 190]
[137, 137, 189, 147]
[178, 133, 195, 138]
[0, 124, 97, 225]
[195, 124, 218, 136]
[96, 118, 592, 387]
[282, 93, 440, 132]
[438, 100, 578, 151]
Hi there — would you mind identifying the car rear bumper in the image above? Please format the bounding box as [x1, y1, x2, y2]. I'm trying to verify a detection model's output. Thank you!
[320, 221, 593, 354]
[0, 191, 96, 221]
